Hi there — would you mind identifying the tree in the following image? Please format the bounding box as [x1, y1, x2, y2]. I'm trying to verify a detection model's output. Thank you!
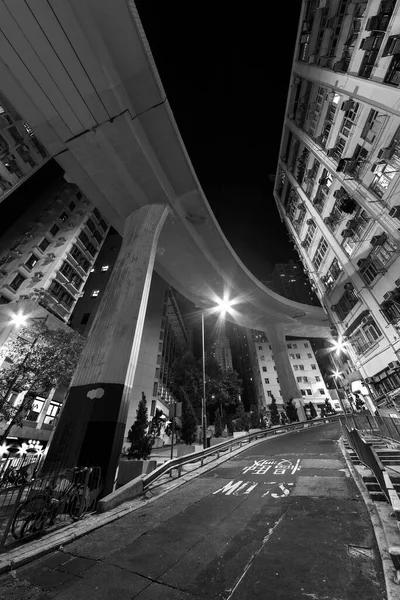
[0, 320, 84, 443]
[269, 394, 280, 425]
[181, 397, 198, 445]
[127, 392, 154, 460]
[285, 398, 298, 422]
[308, 401, 317, 419]
[149, 408, 165, 438]
[324, 399, 335, 415]
[233, 403, 250, 432]
[214, 410, 223, 437]
[250, 403, 261, 428]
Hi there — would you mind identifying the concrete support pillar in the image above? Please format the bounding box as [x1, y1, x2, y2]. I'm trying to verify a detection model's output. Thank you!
[44, 204, 169, 494]
[36, 388, 56, 429]
[266, 324, 306, 422]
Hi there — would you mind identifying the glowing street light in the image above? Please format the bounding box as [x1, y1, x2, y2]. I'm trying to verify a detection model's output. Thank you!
[329, 337, 348, 355]
[10, 312, 29, 327]
[201, 294, 236, 449]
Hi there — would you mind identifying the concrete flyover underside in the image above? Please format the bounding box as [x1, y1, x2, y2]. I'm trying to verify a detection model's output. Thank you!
[0, 0, 330, 338]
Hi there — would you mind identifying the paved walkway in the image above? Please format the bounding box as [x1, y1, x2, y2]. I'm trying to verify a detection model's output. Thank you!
[0, 423, 387, 599]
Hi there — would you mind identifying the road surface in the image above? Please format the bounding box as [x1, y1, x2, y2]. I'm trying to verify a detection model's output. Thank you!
[0, 422, 387, 599]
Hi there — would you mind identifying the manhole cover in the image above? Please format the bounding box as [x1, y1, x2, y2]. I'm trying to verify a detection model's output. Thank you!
[348, 545, 374, 559]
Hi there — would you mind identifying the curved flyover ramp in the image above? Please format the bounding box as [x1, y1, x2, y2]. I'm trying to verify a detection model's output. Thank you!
[0, 0, 330, 338]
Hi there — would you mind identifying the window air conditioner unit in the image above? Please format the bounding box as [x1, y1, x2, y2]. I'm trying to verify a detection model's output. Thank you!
[377, 147, 395, 160]
[389, 205, 400, 220]
[370, 233, 387, 247]
[383, 291, 393, 301]
[388, 361, 399, 370]
[395, 277, 400, 286]
[341, 100, 354, 112]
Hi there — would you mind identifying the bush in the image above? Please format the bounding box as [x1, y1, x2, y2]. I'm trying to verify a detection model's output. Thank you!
[308, 402, 317, 419]
[127, 392, 154, 460]
[234, 403, 250, 432]
[269, 395, 280, 425]
[214, 411, 223, 437]
[181, 398, 198, 444]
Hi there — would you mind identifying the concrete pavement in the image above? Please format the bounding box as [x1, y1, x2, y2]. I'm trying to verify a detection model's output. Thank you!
[0, 423, 387, 599]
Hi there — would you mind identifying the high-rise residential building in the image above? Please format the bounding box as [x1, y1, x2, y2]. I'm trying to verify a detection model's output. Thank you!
[266, 259, 320, 305]
[0, 90, 49, 199]
[226, 323, 261, 410]
[212, 334, 233, 373]
[252, 333, 337, 412]
[0, 177, 109, 319]
[274, 0, 400, 405]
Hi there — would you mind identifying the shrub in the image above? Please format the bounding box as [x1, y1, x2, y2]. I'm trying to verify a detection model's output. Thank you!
[127, 392, 154, 460]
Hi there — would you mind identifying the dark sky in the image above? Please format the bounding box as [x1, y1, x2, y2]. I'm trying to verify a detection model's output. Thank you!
[135, 1, 303, 280]
[0, 2, 302, 281]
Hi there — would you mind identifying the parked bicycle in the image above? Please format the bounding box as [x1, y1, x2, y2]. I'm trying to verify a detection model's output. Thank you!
[11, 466, 92, 540]
[0, 461, 36, 488]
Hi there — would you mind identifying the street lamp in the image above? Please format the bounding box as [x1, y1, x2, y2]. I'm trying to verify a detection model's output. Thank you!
[201, 296, 235, 449]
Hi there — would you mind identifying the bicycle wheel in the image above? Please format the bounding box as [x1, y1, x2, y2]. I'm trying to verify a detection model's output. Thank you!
[68, 487, 90, 519]
[19, 512, 48, 539]
[11, 494, 49, 540]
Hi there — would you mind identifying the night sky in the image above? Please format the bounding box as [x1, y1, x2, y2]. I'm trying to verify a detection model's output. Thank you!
[0, 2, 302, 281]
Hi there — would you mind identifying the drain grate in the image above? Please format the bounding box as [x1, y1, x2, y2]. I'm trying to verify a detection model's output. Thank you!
[347, 545, 374, 559]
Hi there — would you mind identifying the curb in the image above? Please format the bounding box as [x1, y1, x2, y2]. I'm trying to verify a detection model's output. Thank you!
[338, 437, 399, 600]
[0, 423, 320, 576]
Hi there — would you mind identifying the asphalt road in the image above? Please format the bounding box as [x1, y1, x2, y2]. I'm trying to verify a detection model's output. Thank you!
[0, 423, 387, 599]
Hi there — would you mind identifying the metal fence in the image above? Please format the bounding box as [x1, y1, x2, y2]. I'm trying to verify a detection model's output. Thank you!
[342, 414, 400, 443]
[0, 463, 102, 550]
[342, 424, 390, 502]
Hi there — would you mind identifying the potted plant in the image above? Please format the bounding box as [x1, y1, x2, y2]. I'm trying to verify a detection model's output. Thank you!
[118, 393, 157, 486]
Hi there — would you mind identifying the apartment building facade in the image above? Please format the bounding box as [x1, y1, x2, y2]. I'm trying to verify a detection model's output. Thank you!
[0, 90, 48, 200]
[253, 332, 337, 411]
[266, 259, 321, 305]
[274, 0, 400, 403]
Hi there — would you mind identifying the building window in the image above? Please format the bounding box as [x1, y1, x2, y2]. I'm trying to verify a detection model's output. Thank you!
[59, 212, 68, 223]
[70, 245, 91, 272]
[99, 219, 108, 232]
[260, 355, 265, 361]
[9, 273, 26, 291]
[316, 376, 321, 382]
[296, 353, 301, 359]
[48, 281, 74, 308]
[258, 345, 263, 350]
[264, 378, 270, 384]
[312, 237, 328, 270]
[290, 353, 295, 359]
[43, 401, 62, 425]
[322, 258, 342, 292]
[93, 208, 102, 221]
[101, 265, 109, 272]
[150, 400, 156, 416]
[319, 389, 325, 395]
[370, 162, 398, 198]
[332, 287, 359, 321]
[153, 382, 158, 396]
[49, 224, 60, 237]
[302, 222, 316, 251]
[359, 237, 398, 286]
[287, 343, 292, 349]
[91, 290, 100, 297]
[25, 254, 39, 270]
[59, 261, 84, 289]
[311, 364, 317, 370]
[267, 391, 272, 397]
[68, 200, 76, 212]
[38, 237, 50, 252]
[293, 344, 297, 349]
[350, 318, 382, 355]
[274, 366, 277, 371]
[294, 365, 299, 371]
[81, 313, 90, 325]
[262, 366, 267, 372]
[93, 230, 103, 244]
[303, 376, 308, 383]
[299, 365, 304, 371]
[304, 343, 309, 348]
[86, 218, 96, 234]
[306, 389, 312, 395]
[297, 376, 302, 382]
[300, 389, 306, 396]
[307, 353, 312, 358]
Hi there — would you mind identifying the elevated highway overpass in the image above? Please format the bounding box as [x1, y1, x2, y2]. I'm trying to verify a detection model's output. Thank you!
[0, 0, 332, 492]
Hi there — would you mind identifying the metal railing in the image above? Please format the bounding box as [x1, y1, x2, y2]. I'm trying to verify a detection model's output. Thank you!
[143, 415, 340, 490]
[0, 464, 102, 551]
[342, 414, 400, 443]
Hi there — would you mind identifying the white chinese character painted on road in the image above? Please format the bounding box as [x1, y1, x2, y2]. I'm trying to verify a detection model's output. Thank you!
[262, 482, 294, 498]
[213, 480, 259, 496]
[243, 458, 301, 476]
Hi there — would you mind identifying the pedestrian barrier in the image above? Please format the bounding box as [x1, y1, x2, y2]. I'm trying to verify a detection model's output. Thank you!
[342, 424, 400, 523]
[97, 415, 340, 512]
[342, 414, 400, 444]
[0, 465, 102, 551]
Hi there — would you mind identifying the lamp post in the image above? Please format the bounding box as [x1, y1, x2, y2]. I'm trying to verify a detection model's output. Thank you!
[201, 297, 234, 449]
